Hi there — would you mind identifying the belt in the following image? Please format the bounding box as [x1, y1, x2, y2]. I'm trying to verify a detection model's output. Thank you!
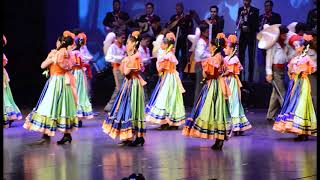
[272, 64, 285, 69]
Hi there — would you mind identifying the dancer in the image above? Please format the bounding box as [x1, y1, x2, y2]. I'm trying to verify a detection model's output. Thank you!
[102, 31, 146, 147]
[182, 33, 231, 150]
[23, 31, 79, 145]
[273, 34, 317, 141]
[104, 32, 126, 112]
[222, 34, 252, 136]
[138, 34, 152, 101]
[70, 33, 94, 126]
[145, 32, 186, 130]
[3, 35, 22, 127]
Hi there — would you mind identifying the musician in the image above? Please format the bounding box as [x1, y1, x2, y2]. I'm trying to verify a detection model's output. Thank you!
[236, 0, 259, 82]
[306, 0, 317, 32]
[257, 0, 281, 82]
[258, 1, 281, 31]
[137, 2, 161, 38]
[207, 5, 224, 39]
[103, 0, 130, 36]
[193, 22, 211, 105]
[166, 2, 193, 75]
[265, 25, 289, 122]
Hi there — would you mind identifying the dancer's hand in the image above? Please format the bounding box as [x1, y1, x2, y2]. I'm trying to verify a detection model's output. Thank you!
[266, 74, 273, 83]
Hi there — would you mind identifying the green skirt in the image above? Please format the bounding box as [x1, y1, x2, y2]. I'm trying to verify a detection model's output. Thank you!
[23, 75, 79, 136]
[73, 69, 93, 119]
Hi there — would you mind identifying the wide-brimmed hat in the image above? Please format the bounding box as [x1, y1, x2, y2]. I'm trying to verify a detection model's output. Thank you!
[257, 24, 281, 49]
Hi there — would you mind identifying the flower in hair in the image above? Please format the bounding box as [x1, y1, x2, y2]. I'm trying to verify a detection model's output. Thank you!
[77, 33, 87, 45]
[63, 31, 76, 39]
[227, 35, 237, 44]
[165, 32, 176, 42]
[131, 31, 140, 39]
[216, 33, 226, 39]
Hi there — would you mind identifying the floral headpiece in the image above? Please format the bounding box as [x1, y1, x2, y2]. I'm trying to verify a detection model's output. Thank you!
[76, 32, 87, 46]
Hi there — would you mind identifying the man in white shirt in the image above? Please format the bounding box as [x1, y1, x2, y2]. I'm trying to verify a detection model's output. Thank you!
[265, 25, 289, 121]
[104, 33, 126, 112]
[193, 22, 211, 104]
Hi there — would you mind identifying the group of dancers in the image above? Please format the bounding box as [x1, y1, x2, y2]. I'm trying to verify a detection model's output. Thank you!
[2, 20, 317, 150]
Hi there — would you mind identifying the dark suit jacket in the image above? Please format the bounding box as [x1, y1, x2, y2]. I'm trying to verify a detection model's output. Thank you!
[166, 13, 194, 39]
[236, 6, 260, 34]
[103, 11, 130, 27]
[258, 12, 281, 30]
[207, 15, 224, 38]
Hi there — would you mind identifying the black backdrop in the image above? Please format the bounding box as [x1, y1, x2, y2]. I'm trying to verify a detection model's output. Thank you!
[3, 0, 78, 108]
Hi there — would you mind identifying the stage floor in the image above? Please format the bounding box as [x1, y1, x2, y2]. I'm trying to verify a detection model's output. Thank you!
[3, 108, 317, 180]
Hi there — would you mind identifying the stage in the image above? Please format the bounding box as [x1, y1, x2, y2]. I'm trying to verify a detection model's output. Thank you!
[3, 108, 317, 180]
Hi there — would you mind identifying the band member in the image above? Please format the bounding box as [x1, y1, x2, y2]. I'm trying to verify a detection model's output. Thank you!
[104, 32, 126, 112]
[183, 33, 231, 150]
[258, 1, 281, 31]
[273, 34, 317, 141]
[103, 0, 130, 36]
[24, 32, 78, 145]
[137, 2, 161, 38]
[223, 34, 252, 135]
[306, 0, 317, 32]
[207, 5, 224, 39]
[3, 35, 22, 127]
[265, 25, 289, 121]
[193, 22, 211, 105]
[145, 32, 186, 130]
[102, 31, 146, 147]
[166, 2, 193, 75]
[236, 0, 259, 82]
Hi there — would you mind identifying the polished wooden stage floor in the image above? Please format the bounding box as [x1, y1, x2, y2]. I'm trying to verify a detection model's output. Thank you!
[3, 108, 317, 180]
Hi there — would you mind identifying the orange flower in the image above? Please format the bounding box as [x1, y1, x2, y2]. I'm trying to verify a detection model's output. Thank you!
[77, 33, 87, 44]
[216, 33, 226, 39]
[131, 31, 140, 39]
[227, 35, 237, 44]
[303, 34, 313, 42]
[165, 32, 176, 42]
[63, 31, 75, 39]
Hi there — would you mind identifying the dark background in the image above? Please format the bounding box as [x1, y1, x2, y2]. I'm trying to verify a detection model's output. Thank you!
[3, 0, 80, 108]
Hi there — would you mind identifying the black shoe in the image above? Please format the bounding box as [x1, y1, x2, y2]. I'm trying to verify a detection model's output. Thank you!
[211, 140, 219, 149]
[211, 139, 224, 150]
[128, 137, 145, 147]
[8, 120, 14, 127]
[294, 135, 304, 141]
[118, 140, 132, 146]
[29, 134, 51, 145]
[169, 126, 179, 130]
[233, 131, 239, 136]
[57, 134, 72, 145]
[78, 120, 83, 128]
[156, 124, 169, 130]
[238, 131, 244, 136]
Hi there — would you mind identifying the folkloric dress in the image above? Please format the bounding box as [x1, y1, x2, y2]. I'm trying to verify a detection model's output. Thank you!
[223, 55, 252, 132]
[183, 53, 232, 140]
[23, 48, 79, 136]
[145, 49, 186, 126]
[3, 54, 22, 127]
[273, 54, 317, 136]
[102, 52, 146, 141]
[70, 50, 93, 119]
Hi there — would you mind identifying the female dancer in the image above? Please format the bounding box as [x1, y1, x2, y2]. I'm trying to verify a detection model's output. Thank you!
[222, 34, 252, 136]
[182, 33, 231, 150]
[145, 32, 186, 130]
[23, 31, 79, 145]
[273, 34, 317, 141]
[3, 35, 22, 127]
[71, 32, 94, 126]
[102, 31, 146, 147]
